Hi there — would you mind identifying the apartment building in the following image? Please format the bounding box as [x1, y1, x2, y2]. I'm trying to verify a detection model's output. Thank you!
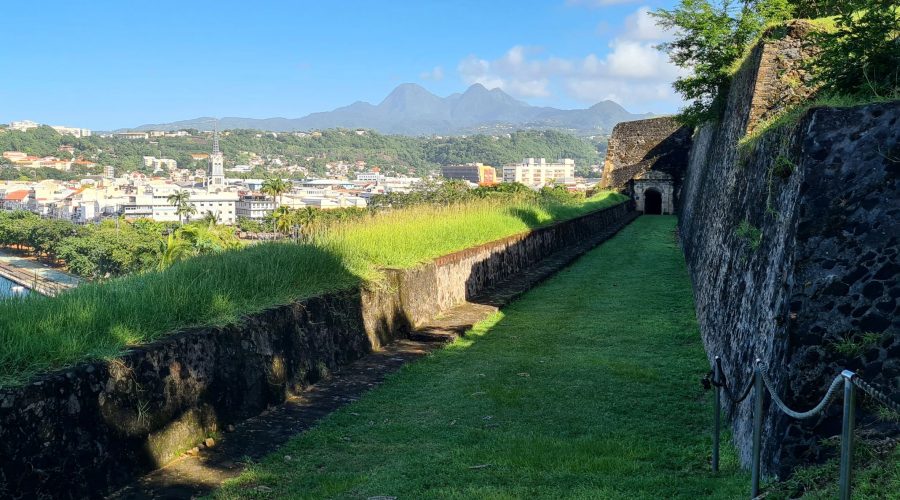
[441, 163, 497, 185]
[502, 158, 575, 187]
[142, 156, 178, 171]
[236, 195, 276, 220]
[50, 125, 91, 138]
[122, 188, 239, 224]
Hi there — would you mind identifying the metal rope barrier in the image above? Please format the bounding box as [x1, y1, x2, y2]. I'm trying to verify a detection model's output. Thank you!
[851, 376, 900, 414]
[756, 361, 844, 419]
[707, 355, 900, 500]
[710, 358, 756, 404]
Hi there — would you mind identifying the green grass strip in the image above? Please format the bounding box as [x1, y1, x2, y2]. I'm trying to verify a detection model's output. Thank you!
[215, 216, 750, 499]
[0, 191, 626, 387]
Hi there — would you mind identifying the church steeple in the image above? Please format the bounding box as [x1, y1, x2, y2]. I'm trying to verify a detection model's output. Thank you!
[212, 121, 220, 155]
[207, 119, 225, 190]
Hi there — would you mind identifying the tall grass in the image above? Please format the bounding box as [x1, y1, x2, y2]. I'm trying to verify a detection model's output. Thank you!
[0, 191, 626, 386]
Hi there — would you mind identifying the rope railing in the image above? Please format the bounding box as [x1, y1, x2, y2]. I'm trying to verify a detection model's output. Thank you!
[707, 356, 900, 500]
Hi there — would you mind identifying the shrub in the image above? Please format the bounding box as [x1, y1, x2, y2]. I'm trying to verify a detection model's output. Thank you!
[811, 0, 900, 99]
[653, 0, 795, 125]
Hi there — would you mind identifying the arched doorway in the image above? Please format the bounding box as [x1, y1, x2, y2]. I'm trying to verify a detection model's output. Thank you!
[644, 189, 662, 215]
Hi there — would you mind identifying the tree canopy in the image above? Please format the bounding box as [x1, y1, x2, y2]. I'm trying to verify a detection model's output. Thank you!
[0, 128, 606, 178]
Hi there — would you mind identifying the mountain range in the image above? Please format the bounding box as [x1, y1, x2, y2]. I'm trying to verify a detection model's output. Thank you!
[127, 83, 652, 136]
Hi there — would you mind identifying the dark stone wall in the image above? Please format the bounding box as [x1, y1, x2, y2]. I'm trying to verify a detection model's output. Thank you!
[0, 201, 634, 499]
[599, 116, 692, 191]
[678, 24, 899, 476]
[0, 292, 383, 500]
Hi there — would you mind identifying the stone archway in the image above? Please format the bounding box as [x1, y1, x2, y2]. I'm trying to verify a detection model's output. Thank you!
[644, 189, 662, 215]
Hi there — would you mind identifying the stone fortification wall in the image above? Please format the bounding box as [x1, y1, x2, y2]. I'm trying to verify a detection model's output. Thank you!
[745, 21, 820, 134]
[678, 21, 899, 477]
[0, 201, 633, 499]
[599, 116, 692, 190]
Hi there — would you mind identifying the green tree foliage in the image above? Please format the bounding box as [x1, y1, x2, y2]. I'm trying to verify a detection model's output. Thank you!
[54, 220, 162, 278]
[367, 180, 586, 212]
[811, 0, 900, 98]
[166, 190, 196, 225]
[261, 177, 290, 205]
[653, 0, 795, 125]
[0, 127, 603, 178]
[0, 212, 240, 279]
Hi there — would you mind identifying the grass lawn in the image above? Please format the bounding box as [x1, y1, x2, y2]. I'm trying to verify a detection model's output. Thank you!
[215, 216, 750, 499]
[0, 191, 626, 387]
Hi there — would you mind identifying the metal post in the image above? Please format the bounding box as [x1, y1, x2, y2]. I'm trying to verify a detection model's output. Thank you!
[839, 370, 856, 500]
[712, 356, 721, 473]
[751, 360, 764, 498]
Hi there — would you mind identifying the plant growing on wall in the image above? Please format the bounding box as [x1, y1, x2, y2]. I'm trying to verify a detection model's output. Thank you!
[653, 0, 795, 125]
[771, 154, 796, 179]
[735, 219, 763, 251]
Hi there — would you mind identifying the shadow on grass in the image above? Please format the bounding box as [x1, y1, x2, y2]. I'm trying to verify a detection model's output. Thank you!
[211, 216, 751, 499]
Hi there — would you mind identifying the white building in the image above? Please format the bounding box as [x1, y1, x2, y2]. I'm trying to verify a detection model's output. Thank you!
[502, 158, 576, 187]
[356, 171, 384, 183]
[236, 195, 276, 220]
[50, 125, 91, 138]
[122, 187, 238, 225]
[8, 120, 39, 132]
[113, 132, 149, 140]
[142, 156, 177, 171]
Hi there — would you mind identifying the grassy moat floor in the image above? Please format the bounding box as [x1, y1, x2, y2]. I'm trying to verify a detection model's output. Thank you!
[215, 216, 752, 499]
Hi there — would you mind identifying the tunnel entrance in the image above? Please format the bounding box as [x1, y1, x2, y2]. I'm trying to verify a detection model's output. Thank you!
[644, 189, 662, 215]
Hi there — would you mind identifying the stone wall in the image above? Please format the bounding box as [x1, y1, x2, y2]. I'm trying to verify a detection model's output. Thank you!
[678, 22, 899, 477]
[0, 201, 634, 499]
[599, 116, 692, 190]
[745, 21, 820, 134]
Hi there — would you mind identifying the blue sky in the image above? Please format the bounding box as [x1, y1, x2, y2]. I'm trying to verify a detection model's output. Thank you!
[1, 0, 683, 130]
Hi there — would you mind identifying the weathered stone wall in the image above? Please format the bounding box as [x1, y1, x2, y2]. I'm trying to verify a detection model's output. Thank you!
[745, 21, 820, 134]
[0, 201, 634, 499]
[599, 116, 692, 190]
[678, 22, 899, 477]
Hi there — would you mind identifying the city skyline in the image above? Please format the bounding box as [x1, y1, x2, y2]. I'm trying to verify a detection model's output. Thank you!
[1, 0, 683, 130]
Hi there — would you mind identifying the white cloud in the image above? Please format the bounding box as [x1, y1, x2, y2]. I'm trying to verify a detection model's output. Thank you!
[622, 6, 671, 41]
[458, 47, 556, 98]
[420, 66, 445, 81]
[454, 6, 687, 111]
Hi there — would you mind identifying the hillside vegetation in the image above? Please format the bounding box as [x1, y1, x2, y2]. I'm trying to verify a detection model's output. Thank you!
[0, 127, 606, 179]
[0, 190, 626, 387]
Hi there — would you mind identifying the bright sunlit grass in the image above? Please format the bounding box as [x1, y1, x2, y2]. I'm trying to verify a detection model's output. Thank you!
[214, 216, 751, 499]
[0, 191, 626, 386]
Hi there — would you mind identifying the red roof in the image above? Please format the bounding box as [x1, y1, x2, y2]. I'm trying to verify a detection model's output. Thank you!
[4, 190, 30, 201]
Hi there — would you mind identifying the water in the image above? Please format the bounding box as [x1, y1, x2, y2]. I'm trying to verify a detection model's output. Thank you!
[0, 275, 28, 298]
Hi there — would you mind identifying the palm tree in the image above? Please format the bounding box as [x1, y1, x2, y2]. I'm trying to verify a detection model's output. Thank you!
[180, 224, 241, 253]
[157, 232, 191, 270]
[167, 190, 196, 225]
[201, 210, 219, 227]
[261, 177, 290, 207]
[271, 205, 293, 235]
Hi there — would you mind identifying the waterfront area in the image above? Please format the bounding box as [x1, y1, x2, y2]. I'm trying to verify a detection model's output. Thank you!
[0, 275, 27, 298]
[0, 250, 80, 296]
